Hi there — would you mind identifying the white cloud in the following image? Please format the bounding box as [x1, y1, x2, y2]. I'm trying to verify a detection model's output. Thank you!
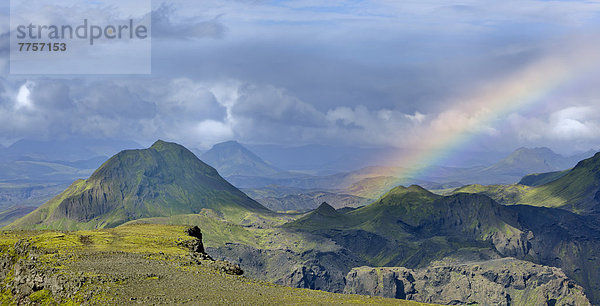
[15, 81, 33, 110]
[506, 106, 600, 150]
[163, 78, 226, 121]
[193, 120, 234, 146]
[549, 106, 598, 140]
[404, 111, 426, 123]
[326, 106, 357, 126]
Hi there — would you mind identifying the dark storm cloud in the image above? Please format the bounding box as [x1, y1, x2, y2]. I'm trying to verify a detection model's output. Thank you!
[149, 1, 563, 116]
[28, 80, 74, 110]
[2, 0, 600, 152]
[0, 77, 232, 146]
[78, 83, 156, 120]
[232, 84, 326, 127]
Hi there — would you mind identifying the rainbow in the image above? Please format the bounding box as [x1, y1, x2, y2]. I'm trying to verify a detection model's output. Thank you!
[381, 48, 597, 182]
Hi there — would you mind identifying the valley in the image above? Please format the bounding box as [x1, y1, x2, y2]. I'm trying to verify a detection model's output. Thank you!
[5, 0, 600, 303]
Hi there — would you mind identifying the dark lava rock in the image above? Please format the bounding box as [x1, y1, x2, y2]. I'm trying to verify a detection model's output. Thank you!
[180, 226, 243, 275]
[180, 226, 206, 254]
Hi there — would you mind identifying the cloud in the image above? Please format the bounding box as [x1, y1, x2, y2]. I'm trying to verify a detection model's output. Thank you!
[0, 73, 598, 152]
[15, 82, 33, 110]
[162, 78, 227, 121]
[404, 112, 426, 123]
[505, 104, 600, 152]
[194, 120, 234, 145]
[2, 0, 600, 154]
[549, 107, 599, 140]
[0, 30, 8, 74]
[151, 3, 227, 39]
[78, 82, 156, 119]
[324, 105, 424, 146]
[232, 84, 326, 127]
[28, 80, 73, 110]
[0, 80, 74, 139]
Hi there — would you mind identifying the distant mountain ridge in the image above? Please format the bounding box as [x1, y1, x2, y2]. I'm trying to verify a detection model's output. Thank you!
[8, 140, 269, 230]
[485, 147, 575, 174]
[0, 138, 142, 184]
[420, 146, 595, 185]
[251, 191, 370, 212]
[0, 138, 142, 162]
[196, 142, 596, 192]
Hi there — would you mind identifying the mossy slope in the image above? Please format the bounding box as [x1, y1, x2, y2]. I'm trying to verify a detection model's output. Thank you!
[0, 224, 425, 305]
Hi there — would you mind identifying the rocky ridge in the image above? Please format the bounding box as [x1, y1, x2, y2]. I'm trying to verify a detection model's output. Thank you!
[344, 258, 590, 305]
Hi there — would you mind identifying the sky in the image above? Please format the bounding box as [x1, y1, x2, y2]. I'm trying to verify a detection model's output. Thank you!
[2, 0, 600, 159]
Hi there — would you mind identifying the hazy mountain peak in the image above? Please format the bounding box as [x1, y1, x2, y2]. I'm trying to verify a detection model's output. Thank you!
[214, 140, 242, 147]
[507, 146, 558, 159]
[486, 146, 570, 176]
[202, 141, 280, 177]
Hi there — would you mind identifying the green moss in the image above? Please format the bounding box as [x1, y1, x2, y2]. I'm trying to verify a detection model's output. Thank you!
[29, 289, 55, 304]
[0, 289, 15, 306]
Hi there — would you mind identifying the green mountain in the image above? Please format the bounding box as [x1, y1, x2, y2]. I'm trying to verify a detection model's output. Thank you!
[7, 140, 269, 230]
[457, 152, 600, 214]
[201, 141, 281, 177]
[518, 152, 600, 213]
[286, 186, 524, 267]
[282, 185, 600, 303]
[518, 169, 569, 186]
